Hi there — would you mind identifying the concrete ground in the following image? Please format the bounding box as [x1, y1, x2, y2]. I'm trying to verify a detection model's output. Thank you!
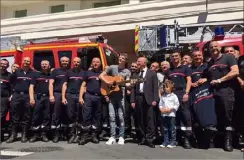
[1, 137, 243, 159]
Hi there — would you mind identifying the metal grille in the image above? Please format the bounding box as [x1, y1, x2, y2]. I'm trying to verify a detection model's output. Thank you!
[19, 146, 63, 152]
[138, 28, 157, 51]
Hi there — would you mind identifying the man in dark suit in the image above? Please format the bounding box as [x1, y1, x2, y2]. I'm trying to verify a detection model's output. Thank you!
[131, 57, 159, 148]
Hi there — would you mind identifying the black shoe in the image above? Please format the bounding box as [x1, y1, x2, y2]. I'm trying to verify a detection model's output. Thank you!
[182, 138, 192, 149]
[29, 134, 38, 143]
[91, 134, 99, 144]
[41, 133, 49, 142]
[73, 135, 79, 143]
[99, 130, 107, 139]
[78, 135, 88, 145]
[6, 130, 17, 144]
[21, 126, 28, 143]
[68, 135, 76, 144]
[138, 138, 146, 145]
[239, 135, 244, 146]
[224, 132, 233, 152]
[53, 131, 60, 143]
[147, 141, 155, 148]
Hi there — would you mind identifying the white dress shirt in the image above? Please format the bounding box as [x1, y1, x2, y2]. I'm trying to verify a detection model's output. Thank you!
[139, 67, 147, 93]
[159, 93, 180, 117]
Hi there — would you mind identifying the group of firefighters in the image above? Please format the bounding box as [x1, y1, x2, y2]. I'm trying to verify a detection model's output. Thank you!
[0, 40, 244, 152]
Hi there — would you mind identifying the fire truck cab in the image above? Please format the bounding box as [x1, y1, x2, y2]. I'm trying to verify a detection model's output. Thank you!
[0, 36, 119, 72]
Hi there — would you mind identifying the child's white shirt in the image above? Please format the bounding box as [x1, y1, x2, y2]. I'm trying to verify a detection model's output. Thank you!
[159, 93, 180, 117]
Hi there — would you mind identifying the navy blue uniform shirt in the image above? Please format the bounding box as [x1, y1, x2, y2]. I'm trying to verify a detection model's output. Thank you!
[204, 54, 237, 88]
[238, 55, 244, 80]
[65, 68, 84, 94]
[50, 68, 67, 93]
[85, 70, 101, 95]
[11, 69, 36, 93]
[31, 71, 51, 94]
[0, 71, 11, 97]
[191, 63, 207, 83]
[165, 65, 192, 91]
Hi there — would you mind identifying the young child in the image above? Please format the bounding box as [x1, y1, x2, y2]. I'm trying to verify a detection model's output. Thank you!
[159, 80, 179, 148]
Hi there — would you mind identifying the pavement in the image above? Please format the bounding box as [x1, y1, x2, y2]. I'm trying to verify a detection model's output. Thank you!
[1, 137, 243, 160]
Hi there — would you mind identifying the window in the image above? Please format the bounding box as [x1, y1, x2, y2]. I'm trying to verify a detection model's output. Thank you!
[77, 47, 101, 71]
[33, 50, 55, 71]
[58, 50, 72, 68]
[104, 48, 118, 66]
[50, 5, 65, 13]
[93, 1, 121, 8]
[14, 10, 27, 18]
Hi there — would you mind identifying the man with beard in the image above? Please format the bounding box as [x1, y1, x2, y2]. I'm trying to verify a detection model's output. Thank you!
[131, 57, 158, 148]
[7, 57, 36, 143]
[29, 60, 51, 143]
[190, 51, 217, 149]
[0, 59, 11, 141]
[100, 53, 131, 145]
[62, 57, 84, 144]
[203, 41, 239, 152]
[78, 57, 102, 145]
[49, 56, 70, 143]
[165, 52, 193, 149]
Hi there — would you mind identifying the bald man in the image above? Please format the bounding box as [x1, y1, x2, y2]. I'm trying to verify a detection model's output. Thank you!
[29, 60, 51, 143]
[49, 56, 70, 143]
[7, 57, 36, 143]
[131, 57, 158, 148]
[61, 57, 85, 144]
[201, 41, 239, 152]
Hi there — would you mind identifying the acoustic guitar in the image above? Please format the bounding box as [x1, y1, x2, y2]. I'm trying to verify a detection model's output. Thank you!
[100, 75, 145, 96]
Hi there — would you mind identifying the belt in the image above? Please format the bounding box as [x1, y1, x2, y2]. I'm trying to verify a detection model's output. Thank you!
[37, 93, 48, 96]
[14, 91, 28, 95]
[87, 91, 101, 96]
[136, 93, 144, 96]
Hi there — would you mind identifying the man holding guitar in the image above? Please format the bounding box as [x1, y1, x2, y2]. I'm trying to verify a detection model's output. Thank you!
[99, 53, 131, 145]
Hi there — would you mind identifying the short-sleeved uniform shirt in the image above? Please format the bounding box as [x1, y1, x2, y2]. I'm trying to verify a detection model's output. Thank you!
[191, 64, 208, 83]
[31, 71, 51, 94]
[11, 69, 36, 93]
[84, 70, 102, 95]
[50, 68, 67, 93]
[0, 71, 11, 97]
[204, 54, 237, 89]
[238, 55, 244, 80]
[165, 65, 192, 91]
[64, 69, 84, 94]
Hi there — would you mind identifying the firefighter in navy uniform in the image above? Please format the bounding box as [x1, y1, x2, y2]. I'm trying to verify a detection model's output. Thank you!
[165, 52, 193, 149]
[78, 57, 102, 145]
[236, 55, 244, 148]
[6, 57, 36, 143]
[191, 51, 217, 149]
[204, 41, 239, 152]
[49, 56, 70, 143]
[29, 60, 51, 142]
[0, 59, 11, 141]
[62, 57, 84, 144]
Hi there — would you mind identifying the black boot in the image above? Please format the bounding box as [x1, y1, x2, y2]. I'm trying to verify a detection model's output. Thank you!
[21, 126, 29, 143]
[29, 131, 39, 143]
[182, 137, 192, 149]
[6, 126, 17, 143]
[78, 132, 89, 145]
[91, 132, 99, 144]
[41, 132, 49, 142]
[239, 134, 244, 146]
[68, 127, 76, 144]
[53, 130, 60, 143]
[224, 131, 233, 152]
[202, 129, 216, 149]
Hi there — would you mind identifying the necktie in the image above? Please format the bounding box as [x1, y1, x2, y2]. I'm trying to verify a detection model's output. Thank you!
[139, 70, 144, 78]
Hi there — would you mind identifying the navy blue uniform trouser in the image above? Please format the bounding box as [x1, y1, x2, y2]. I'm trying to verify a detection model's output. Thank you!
[10, 93, 31, 128]
[82, 93, 101, 132]
[174, 90, 192, 137]
[1, 97, 9, 128]
[51, 92, 62, 129]
[31, 94, 51, 131]
[214, 87, 234, 131]
[65, 93, 81, 127]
